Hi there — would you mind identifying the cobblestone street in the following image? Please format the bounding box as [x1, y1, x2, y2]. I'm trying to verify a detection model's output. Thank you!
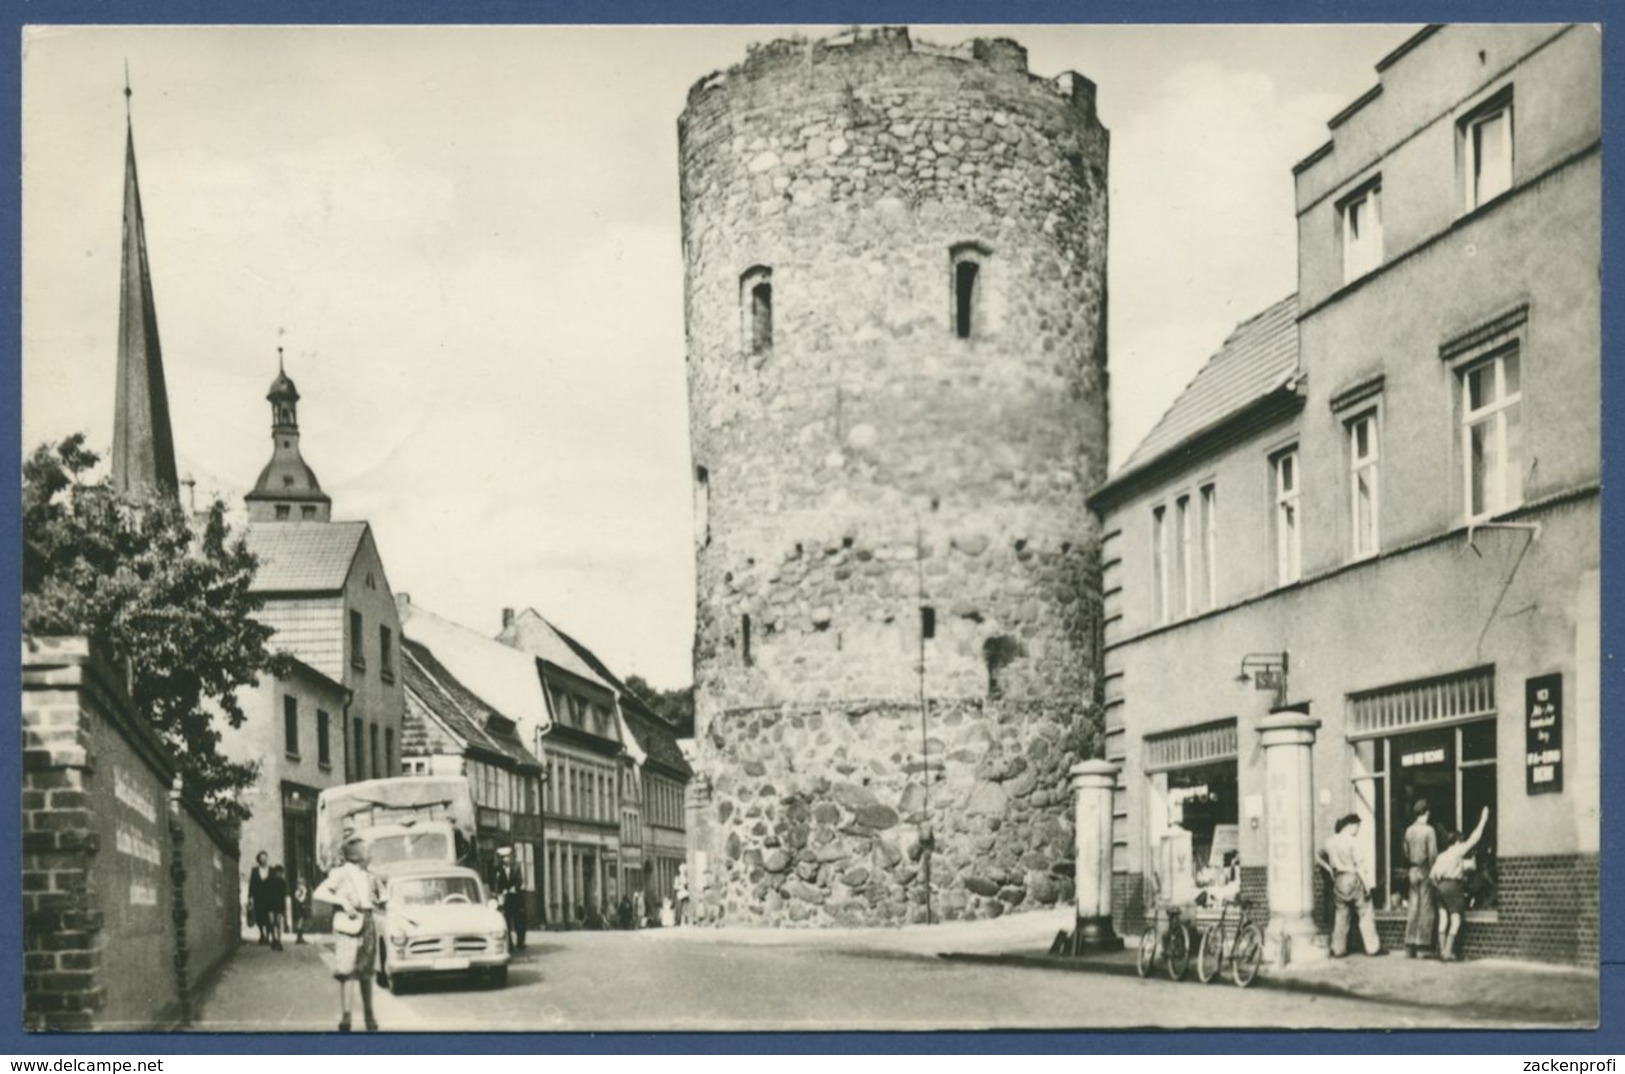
[191, 914, 1598, 1033]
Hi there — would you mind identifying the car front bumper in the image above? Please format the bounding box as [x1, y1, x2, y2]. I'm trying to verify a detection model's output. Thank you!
[387, 936, 510, 975]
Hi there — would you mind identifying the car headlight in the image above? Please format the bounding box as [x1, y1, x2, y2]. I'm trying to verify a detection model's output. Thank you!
[487, 929, 507, 943]
[389, 929, 408, 947]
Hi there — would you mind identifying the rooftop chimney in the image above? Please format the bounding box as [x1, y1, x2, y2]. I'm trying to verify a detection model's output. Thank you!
[502, 607, 515, 630]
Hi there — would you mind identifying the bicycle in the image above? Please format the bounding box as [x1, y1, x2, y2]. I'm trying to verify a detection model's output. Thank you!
[1194, 894, 1266, 987]
[1136, 901, 1194, 981]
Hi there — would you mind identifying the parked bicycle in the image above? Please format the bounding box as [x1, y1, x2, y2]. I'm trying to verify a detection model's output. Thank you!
[1136, 901, 1194, 981]
[1195, 894, 1265, 987]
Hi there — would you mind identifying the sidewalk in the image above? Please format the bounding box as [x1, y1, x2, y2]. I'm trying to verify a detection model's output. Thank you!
[933, 925, 1599, 1028]
[191, 931, 426, 1033]
[1267, 949, 1598, 1026]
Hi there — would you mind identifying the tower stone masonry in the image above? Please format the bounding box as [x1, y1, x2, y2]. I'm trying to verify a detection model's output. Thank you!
[681, 27, 1109, 926]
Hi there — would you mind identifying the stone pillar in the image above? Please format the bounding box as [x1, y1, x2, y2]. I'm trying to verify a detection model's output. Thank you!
[685, 775, 713, 922]
[1069, 759, 1124, 951]
[1257, 710, 1323, 966]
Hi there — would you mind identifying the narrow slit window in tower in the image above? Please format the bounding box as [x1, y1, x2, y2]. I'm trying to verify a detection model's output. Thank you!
[950, 244, 989, 339]
[751, 282, 772, 352]
[955, 261, 979, 338]
[921, 606, 936, 640]
[695, 465, 711, 547]
[741, 266, 773, 356]
[742, 614, 752, 667]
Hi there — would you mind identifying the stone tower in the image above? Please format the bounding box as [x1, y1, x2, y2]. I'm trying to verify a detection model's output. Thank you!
[244, 352, 333, 523]
[680, 28, 1109, 926]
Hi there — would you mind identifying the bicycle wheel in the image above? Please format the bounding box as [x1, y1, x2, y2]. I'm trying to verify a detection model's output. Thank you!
[1136, 927, 1157, 978]
[1232, 922, 1265, 988]
[1166, 922, 1192, 981]
[1195, 925, 1222, 984]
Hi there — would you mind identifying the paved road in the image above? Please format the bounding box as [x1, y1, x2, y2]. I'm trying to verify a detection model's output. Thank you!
[196, 928, 1542, 1032]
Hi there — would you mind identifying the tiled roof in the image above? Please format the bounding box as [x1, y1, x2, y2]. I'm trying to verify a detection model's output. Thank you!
[245, 522, 368, 593]
[622, 704, 692, 778]
[399, 602, 554, 738]
[1116, 295, 1300, 476]
[493, 610, 616, 691]
[500, 611, 689, 772]
[402, 639, 540, 770]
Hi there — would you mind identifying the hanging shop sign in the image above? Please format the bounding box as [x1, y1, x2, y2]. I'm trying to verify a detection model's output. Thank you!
[1524, 673, 1563, 795]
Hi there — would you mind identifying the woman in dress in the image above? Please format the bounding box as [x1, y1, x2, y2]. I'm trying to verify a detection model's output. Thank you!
[247, 851, 271, 946]
[314, 837, 384, 1032]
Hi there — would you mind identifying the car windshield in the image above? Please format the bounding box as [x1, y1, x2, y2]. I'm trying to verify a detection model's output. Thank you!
[390, 875, 484, 907]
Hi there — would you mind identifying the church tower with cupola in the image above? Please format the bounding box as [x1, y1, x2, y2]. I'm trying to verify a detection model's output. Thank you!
[244, 350, 333, 522]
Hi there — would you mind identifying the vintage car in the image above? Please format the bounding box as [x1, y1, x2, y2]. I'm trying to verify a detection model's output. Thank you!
[374, 861, 510, 992]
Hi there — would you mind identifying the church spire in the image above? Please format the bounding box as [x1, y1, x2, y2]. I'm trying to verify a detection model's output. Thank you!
[110, 71, 180, 502]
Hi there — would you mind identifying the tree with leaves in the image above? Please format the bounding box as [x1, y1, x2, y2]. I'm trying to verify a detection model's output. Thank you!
[23, 434, 288, 826]
[623, 674, 695, 737]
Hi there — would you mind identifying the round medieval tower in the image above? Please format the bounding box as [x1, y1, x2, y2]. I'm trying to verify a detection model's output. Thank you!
[680, 27, 1109, 926]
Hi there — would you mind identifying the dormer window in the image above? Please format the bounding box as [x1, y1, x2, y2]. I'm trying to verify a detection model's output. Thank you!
[741, 266, 772, 356]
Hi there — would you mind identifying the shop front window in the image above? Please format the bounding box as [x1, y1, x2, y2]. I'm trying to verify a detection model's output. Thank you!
[1353, 721, 1498, 912]
[1145, 732, 1240, 909]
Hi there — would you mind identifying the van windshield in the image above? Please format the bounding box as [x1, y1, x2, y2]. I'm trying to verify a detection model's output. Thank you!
[368, 830, 453, 868]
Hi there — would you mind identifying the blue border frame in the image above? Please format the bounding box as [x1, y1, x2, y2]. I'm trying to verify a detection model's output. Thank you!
[3, 0, 1618, 1055]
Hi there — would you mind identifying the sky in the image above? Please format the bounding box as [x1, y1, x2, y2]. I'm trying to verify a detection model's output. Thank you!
[20, 23, 1420, 690]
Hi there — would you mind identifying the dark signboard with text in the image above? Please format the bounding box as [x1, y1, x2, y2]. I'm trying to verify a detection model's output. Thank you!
[1525, 673, 1563, 795]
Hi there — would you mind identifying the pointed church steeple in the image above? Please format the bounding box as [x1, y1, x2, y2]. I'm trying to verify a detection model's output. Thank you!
[245, 347, 332, 523]
[110, 72, 180, 503]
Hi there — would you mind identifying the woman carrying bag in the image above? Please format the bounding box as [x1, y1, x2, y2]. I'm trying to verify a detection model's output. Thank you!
[314, 837, 385, 1032]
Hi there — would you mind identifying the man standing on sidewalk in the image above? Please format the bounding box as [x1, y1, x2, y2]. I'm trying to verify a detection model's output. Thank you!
[1403, 800, 1438, 958]
[492, 846, 526, 950]
[1317, 813, 1385, 958]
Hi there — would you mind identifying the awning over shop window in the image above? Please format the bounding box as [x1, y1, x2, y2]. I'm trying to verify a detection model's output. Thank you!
[1144, 719, 1237, 772]
[1348, 665, 1495, 739]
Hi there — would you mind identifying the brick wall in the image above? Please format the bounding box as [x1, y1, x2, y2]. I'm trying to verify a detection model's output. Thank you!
[1238, 865, 1271, 924]
[21, 637, 242, 1031]
[1112, 871, 1147, 935]
[1374, 853, 1598, 964]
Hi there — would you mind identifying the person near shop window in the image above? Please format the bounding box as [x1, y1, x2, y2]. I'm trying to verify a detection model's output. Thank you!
[1316, 814, 1385, 957]
[1431, 806, 1490, 963]
[1403, 799, 1439, 958]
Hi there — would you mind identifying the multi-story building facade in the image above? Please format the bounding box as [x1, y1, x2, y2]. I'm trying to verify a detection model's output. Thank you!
[508, 612, 693, 917]
[1090, 24, 1599, 964]
[496, 609, 632, 926]
[623, 704, 692, 912]
[225, 657, 350, 899]
[399, 636, 545, 924]
[233, 364, 407, 892]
